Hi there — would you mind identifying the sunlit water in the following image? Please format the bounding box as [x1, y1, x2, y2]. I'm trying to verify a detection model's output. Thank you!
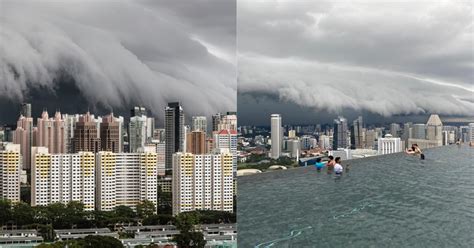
[237, 145, 474, 247]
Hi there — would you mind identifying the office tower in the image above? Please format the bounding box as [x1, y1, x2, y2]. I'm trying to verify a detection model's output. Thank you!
[72, 112, 101, 153]
[13, 114, 34, 170]
[333, 116, 348, 149]
[165, 102, 185, 171]
[21, 103, 32, 118]
[36, 110, 67, 154]
[192, 116, 207, 132]
[153, 128, 166, 142]
[365, 129, 376, 149]
[0, 144, 22, 203]
[287, 139, 300, 158]
[100, 113, 122, 153]
[212, 113, 223, 132]
[378, 134, 402, 155]
[63, 114, 77, 153]
[270, 114, 282, 159]
[95, 152, 158, 211]
[318, 135, 330, 149]
[129, 115, 147, 152]
[31, 148, 95, 211]
[131, 106, 147, 117]
[426, 114, 443, 143]
[214, 129, 238, 174]
[390, 123, 401, 137]
[288, 130, 296, 139]
[186, 131, 206, 154]
[146, 117, 155, 142]
[350, 116, 363, 149]
[172, 153, 233, 215]
[412, 124, 426, 139]
[469, 123, 474, 142]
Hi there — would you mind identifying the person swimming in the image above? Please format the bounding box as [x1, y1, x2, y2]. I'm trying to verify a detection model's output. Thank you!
[334, 157, 343, 175]
[326, 156, 335, 174]
[314, 157, 325, 172]
[413, 144, 425, 160]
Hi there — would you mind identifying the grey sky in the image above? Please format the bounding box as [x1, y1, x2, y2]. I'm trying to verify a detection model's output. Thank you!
[238, 0, 473, 124]
[0, 0, 236, 123]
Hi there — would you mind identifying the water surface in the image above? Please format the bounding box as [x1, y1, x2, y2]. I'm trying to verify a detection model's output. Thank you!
[237, 145, 474, 247]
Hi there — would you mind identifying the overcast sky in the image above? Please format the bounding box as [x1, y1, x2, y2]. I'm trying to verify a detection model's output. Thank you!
[238, 0, 473, 125]
[0, 0, 236, 124]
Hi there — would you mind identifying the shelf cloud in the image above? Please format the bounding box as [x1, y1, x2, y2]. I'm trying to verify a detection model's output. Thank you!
[238, 0, 473, 118]
[0, 0, 236, 119]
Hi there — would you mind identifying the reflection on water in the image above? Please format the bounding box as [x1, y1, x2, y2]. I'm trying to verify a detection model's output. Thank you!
[237, 145, 474, 247]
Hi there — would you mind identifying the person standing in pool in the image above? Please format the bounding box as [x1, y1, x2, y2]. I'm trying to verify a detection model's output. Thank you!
[326, 156, 335, 174]
[314, 157, 325, 172]
[334, 157, 344, 175]
[413, 144, 425, 160]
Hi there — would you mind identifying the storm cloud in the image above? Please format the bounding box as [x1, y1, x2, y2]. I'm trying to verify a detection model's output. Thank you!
[0, 0, 236, 121]
[238, 0, 473, 122]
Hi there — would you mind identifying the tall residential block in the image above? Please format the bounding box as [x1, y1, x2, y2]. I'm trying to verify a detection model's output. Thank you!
[192, 116, 207, 132]
[172, 153, 233, 215]
[31, 148, 95, 211]
[165, 102, 184, 171]
[129, 115, 147, 152]
[13, 115, 34, 170]
[0, 144, 22, 203]
[186, 131, 206, 154]
[100, 113, 122, 153]
[36, 110, 67, 154]
[270, 114, 282, 159]
[95, 152, 158, 211]
[72, 112, 100, 153]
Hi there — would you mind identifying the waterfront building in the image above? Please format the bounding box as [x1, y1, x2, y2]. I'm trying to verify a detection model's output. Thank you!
[378, 134, 402, 155]
[0, 144, 21, 203]
[333, 116, 348, 149]
[270, 114, 282, 159]
[165, 102, 185, 171]
[172, 152, 233, 215]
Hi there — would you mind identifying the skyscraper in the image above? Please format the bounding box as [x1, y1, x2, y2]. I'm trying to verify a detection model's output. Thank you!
[13, 114, 34, 170]
[0, 144, 22, 203]
[333, 116, 348, 149]
[131, 106, 147, 117]
[100, 113, 122, 153]
[469, 123, 474, 142]
[270, 114, 282, 159]
[212, 112, 237, 132]
[350, 116, 363, 149]
[412, 124, 426, 139]
[390, 123, 401, 137]
[21, 103, 31, 118]
[36, 110, 67, 154]
[72, 112, 101, 153]
[426, 114, 443, 143]
[192, 116, 207, 132]
[186, 131, 206, 154]
[129, 115, 147, 152]
[165, 102, 185, 171]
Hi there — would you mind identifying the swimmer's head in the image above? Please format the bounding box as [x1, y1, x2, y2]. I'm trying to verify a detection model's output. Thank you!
[316, 157, 322, 162]
[328, 156, 334, 160]
[335, 157, 341, 163]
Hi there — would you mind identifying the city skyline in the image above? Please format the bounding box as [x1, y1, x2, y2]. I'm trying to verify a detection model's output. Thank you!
[238, 1, 473, 124]
[0, 0, 237, 124]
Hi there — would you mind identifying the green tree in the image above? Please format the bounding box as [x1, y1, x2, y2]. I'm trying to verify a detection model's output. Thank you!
[143, 214, 173, 225]
[0, 199, 12, 225]
[12, 201, 35, 227]
[136, 200, 155, 219]
[173, 212, 206, 248]
[81, 235, 123, 248]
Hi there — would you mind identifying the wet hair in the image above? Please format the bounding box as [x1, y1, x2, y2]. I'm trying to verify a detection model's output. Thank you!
[328, 156, 334, 160]
[316, 157, 322, 162]
[335, 157, 341, 163]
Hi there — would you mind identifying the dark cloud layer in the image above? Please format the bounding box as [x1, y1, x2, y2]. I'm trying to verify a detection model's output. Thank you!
[0, 0, 236, 123]
[238, 0, 473, 124]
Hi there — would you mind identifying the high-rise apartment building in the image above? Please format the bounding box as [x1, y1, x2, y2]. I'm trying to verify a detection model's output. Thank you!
[165, 102, 185, 171]
[36, 111, 67, 154]
[95, 152, 158, 211]
[192, 116, 207, 132]
[72, 112, 101, 153]
[31, 148, 95, 211]
[212, 113, 237, 132]
[270, 114, 282, 159]
[131, 106, 147, 117]
[378, 134, 402, 155]
[333, 116, 348, 149]
[213, 129, 238, 174]
[350, 116, 363, 149]
[13, 115, 34, 170]
[129, 115, 147, 153]
[0, 144, 22, 203]
[186, 131, 206, 154]
[100, 113, 122, 153]
[172, 152, 233, 215]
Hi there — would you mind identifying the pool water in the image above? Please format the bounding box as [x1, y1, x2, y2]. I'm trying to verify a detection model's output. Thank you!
[237, 145, 474, 247]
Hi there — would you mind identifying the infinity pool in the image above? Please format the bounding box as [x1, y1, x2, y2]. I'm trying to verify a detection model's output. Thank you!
[237, 145, 474, 247]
